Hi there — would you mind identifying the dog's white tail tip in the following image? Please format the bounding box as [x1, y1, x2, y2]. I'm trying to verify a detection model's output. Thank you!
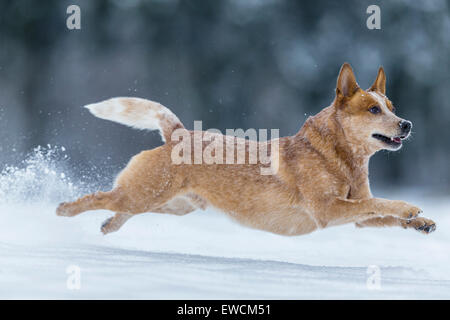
[84, 99, 124, 120]
[83, 97, 184, 143]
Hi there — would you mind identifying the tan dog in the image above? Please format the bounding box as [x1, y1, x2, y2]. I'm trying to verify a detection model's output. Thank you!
[57, 63, 436, 236]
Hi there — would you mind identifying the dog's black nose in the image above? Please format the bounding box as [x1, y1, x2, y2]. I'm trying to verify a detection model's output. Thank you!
[399, 120, 412, 134]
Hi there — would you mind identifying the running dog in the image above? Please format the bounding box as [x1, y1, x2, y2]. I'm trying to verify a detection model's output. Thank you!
[56, 63, 436, 235]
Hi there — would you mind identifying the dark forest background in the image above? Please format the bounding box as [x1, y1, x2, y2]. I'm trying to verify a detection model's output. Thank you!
[0, 0, 449, 192]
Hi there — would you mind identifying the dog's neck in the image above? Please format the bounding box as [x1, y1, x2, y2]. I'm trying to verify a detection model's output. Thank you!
[296, 105, 370, 180]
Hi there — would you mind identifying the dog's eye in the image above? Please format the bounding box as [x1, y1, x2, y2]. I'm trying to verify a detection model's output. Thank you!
[391, 106, 396, 114]
[369, 106, 381, 114]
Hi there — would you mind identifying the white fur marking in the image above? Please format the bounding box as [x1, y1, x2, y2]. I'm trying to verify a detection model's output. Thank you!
[84, 97, 183, 142]
[368, 92, 391, 115]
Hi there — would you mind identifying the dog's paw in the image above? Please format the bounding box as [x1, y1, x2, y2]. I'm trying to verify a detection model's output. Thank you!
[56, 202, 72, 217]
[396, 202, 422, 220]
[403, 217, 436, 234]
[101, 217, 117, 235]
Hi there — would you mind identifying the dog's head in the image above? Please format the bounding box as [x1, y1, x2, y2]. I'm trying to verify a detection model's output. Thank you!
[334, 63, 412, 154]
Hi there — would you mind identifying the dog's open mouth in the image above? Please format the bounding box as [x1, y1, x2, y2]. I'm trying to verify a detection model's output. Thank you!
[372, 133, 406, 148]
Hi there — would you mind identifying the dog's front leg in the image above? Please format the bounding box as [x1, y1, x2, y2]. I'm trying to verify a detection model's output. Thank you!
[315, 198, 422, 228]
[356, 216, 436, 234]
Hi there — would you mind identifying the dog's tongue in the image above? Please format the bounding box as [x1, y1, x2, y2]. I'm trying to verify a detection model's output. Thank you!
[393, 137, 401, 143]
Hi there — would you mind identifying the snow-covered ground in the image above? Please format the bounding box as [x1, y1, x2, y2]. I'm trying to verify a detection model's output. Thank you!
[0, 147, 449, 299]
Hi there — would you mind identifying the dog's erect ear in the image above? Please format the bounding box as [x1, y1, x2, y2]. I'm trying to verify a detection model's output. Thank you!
[369, 66, 386, 94]
[336, 63, 359, 98]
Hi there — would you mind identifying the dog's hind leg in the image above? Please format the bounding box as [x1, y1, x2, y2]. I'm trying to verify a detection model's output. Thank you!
[56, 189, 124, 217]
[99, 193, 206, 235]
[99, 205, 188, 235]
[101, 213, 133, 235]
[56, 186, 174, 217]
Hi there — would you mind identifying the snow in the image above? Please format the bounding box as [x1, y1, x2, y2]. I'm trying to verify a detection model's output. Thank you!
[0, 147, 449, 299]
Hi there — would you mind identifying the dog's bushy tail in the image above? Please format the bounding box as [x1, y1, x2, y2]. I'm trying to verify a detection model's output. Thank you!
[84, 97, 185, 142]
